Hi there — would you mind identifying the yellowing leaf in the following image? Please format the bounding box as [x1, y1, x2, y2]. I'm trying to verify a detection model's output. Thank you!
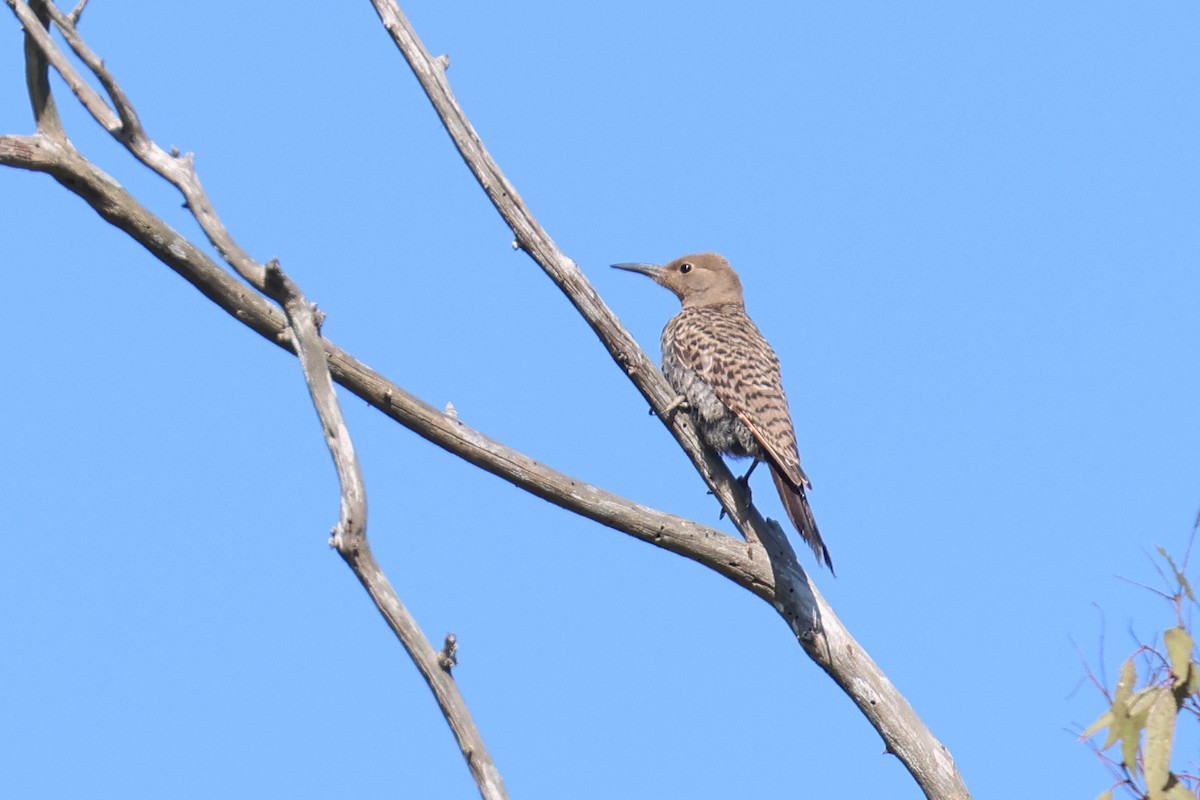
[1120, 721, 1140, 775]
[1106, 659, 1134, 740]
[1164, 777, 1200, 800]
[1120, 686, 1158, 774]
[1157, 547, 1195, 602]
[1102, 660, 1140, 752]
[1144, 687, 1176, 798]
[1116, 658, 1137, 705]
[1080, 710, 1114, 742]
[1163, 627, 1194, 686]
[1128, 686, 1157, 724]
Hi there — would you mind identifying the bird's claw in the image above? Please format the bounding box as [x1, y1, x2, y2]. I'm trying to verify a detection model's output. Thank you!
[711, 462, 758, 520]
[737, 460, 760, 495]
[661, 395, 691, 419]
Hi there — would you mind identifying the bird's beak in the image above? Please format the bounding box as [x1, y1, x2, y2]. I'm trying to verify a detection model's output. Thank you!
[611, 262, 666, 281]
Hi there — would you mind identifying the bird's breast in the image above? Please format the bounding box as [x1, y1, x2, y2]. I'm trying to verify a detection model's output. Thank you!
[661, 312, 763, 460]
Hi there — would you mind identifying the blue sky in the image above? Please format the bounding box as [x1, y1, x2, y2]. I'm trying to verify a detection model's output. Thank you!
[2, 2, 1199, 798]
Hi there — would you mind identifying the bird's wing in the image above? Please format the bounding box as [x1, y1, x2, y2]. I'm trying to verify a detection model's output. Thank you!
[672, 312, 811, 491]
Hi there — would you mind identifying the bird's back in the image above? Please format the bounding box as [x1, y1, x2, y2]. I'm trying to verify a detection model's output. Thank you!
[662, 305, 810, 491]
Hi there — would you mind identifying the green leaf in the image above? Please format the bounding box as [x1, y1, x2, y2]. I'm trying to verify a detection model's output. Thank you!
[1164, 627, 1194, 685]
[1187, 662, 1200, 695]
[1144, 687, 1176, 798]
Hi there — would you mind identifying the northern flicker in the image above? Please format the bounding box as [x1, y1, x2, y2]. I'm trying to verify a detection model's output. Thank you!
[613, 252, 833, 572]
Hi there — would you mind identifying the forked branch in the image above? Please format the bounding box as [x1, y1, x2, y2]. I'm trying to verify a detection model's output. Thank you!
[4, 3, 507, 797]
[263, 260, 507, 799]
[367, 1, 971, 798]
[2, 1, 971, 798]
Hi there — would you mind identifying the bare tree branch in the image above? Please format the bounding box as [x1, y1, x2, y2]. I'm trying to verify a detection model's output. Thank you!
[11, 0, 267, 290]
[366, 2, 972, 798]
[0, 132, 773, 596]
[21, 0, 63, 138]
[5, 4, 508, 796]
[12, 0, 114, 130]
[3, 2, 972, 798]
[260, 260, 508, 800]
[365, 0, 767, 551]
[261, 259, 368, 555]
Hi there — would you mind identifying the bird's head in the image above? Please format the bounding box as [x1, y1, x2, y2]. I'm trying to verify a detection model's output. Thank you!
[611, 252, 744, 308]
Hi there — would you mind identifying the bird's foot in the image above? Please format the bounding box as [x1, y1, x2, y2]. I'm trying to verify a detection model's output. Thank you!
[737, 460, 760, 492]
[715, 460, 759, 520]
[659, 394, 691, 419]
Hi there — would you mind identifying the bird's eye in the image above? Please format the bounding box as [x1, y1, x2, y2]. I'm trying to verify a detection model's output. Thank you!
[679, 262, 693, 274]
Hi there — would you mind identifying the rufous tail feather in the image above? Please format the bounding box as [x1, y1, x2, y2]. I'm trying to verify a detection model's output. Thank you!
[770, 466, 834, 574]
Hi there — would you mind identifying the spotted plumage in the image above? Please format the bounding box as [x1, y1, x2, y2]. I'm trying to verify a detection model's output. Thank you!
[613, 252, 833, 572]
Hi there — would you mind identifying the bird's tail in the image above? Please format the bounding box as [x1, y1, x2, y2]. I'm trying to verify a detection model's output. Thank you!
[770, 466, 835, 574]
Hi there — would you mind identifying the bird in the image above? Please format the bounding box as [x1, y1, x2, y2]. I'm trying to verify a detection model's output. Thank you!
[612, 252, 833, 572]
